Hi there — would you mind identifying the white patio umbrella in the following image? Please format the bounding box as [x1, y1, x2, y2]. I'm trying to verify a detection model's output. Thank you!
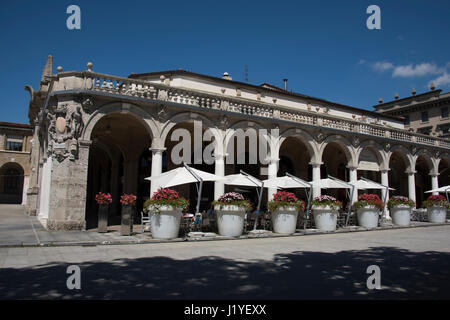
[262, 175, 311, 189]
[309, 178, 352, 189]
[351, 179, 395, 191]
[349, 177, 394, 222]
[322, 176, 356, 226]
[145, 163, 226, 214]
[223, 171, 267, 231]
[425, 185, 450, 201]
[425, 185, 450, 193]
[263, 174, 313, 230]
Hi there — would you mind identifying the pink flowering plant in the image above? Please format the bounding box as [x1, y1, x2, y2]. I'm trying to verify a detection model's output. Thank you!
[95, 192, 112, 205]
[120, 194, 137, 206]
[353, 193, 384, 210]
[268, 191, 305, 212]
[311, 195, 342, 210]
[144, 188, 189, 213]
[422, 194, 450, 209]
[212, 192, 252, 209]
[387, 196, 415, 208]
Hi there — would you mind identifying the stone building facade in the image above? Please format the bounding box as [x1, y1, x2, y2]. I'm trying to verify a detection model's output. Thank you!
[374, 87, 450, 138]
[0, 121, 33, 204]
[25, 56, 450, 230]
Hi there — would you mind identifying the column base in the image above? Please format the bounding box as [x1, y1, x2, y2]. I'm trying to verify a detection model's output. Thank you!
[46, 219, 86, 231]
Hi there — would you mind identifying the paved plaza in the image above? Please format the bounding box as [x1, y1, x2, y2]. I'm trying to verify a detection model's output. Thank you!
[1, 220, 450, 299]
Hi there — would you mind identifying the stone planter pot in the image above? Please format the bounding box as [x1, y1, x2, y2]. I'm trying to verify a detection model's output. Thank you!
[149, 205, 182, 239]
[312, 206, 338, 231]
[357, 206, 379, 229]
[215, 205, 246, 237]
[390, 205, 411, 226]
[271, 206, 299, 235]
[427, 206, 447, 223]
[98, 204, 109, 233]
[120, 204, 134, 236]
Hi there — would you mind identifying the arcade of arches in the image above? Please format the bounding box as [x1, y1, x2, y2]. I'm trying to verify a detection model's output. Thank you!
[82, 111, 450, 230]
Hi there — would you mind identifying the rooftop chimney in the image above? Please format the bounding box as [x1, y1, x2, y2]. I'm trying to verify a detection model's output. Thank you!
[430, 82, 436, 91]
[412, 88, 416, 96]
[283, 78, 288, 91]
[222, 72, 232, 80]
[395, 92, 399, 99]
[379, 97, 383, 104]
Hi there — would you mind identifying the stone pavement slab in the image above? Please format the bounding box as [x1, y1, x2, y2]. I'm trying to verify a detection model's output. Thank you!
[1, 225, 450, 299]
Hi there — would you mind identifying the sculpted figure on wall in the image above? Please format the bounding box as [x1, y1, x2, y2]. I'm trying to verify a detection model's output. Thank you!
[46, 102, 84, 162]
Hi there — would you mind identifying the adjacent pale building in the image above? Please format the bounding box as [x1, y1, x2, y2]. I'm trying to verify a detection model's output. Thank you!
[24, 56, 450, 230]
[0, 122, 33, 204]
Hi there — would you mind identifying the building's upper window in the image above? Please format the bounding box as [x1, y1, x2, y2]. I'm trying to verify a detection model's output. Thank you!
[404, 115, 410, 126]
[441, 107, 449, 119]
[5, 136, 23, 151]
[421, 111, 429, 123]
[418, 127, 432, 135]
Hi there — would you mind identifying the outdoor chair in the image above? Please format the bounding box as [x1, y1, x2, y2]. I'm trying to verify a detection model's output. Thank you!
[140, 210, 151, 232]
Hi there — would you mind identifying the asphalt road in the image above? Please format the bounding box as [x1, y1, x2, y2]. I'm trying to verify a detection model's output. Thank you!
[1, 225, 450, 299]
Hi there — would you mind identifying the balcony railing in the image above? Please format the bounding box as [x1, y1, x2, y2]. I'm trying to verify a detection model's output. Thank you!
[53, 71, 450, 150]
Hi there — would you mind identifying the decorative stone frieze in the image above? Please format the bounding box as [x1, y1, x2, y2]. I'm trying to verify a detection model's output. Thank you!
[46, 101, 84, 162]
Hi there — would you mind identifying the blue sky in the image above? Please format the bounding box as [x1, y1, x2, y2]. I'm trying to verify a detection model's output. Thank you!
[1, 0, 450, 124]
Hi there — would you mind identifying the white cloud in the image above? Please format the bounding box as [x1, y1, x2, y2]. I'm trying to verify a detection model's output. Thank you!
[357, 59, 366, 65]
[430, 72, 450, 87]
[369, 60, 450, 89]
[372, 61, 394, 72]
[392, 63, 443, 78]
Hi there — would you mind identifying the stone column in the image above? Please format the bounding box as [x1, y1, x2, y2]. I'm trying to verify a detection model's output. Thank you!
[310, 162, 322, 198]
[110, 159, 120, 217]
[406, 170, 416, 206]
[347, 165, 358, 204]
[47, 140, 91, 230]
[214, 152, 225, 200]
[267, 157, 279, 201]
[26, 123, 41, 216]
[150, 147, 165, 197]
[380, 169, 391, 219]
[430, 172, 439, 195]
[0, 133, 5, 150]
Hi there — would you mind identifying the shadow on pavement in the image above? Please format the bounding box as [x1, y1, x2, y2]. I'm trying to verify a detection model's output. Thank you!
[1, 246, 449, 299]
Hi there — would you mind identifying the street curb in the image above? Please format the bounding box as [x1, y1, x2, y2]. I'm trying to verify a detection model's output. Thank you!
[1, 222, 449, 249]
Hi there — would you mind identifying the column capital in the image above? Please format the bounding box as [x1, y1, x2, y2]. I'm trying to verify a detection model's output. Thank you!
[309, 161, 323, 168]
[429, 172, 440, 177]
[78, 140, 92, 148]
[346, 165, 358, 171]
[405, 170, 417, 175]
[214, 152, 228, 161]
[380, 168, 390, 174]
[149, 146, 166, 153]
[265, 157, 280, 163]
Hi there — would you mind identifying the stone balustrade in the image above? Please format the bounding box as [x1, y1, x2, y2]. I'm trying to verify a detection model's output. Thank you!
[53, 71, 450, 150]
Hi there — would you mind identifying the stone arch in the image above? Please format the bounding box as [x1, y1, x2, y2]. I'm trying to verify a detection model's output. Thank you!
[414, 149, 436, 174]
[356, 140, 386, 170]
[223, 120, 272, 160]
[387, 145, 414, 171]
[438, 154, 450, 187]
[160, 111, 223, 152]
[319, 135, 357, 167]
[277, 128, 319, 163]
[82, 102, 159, 141]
